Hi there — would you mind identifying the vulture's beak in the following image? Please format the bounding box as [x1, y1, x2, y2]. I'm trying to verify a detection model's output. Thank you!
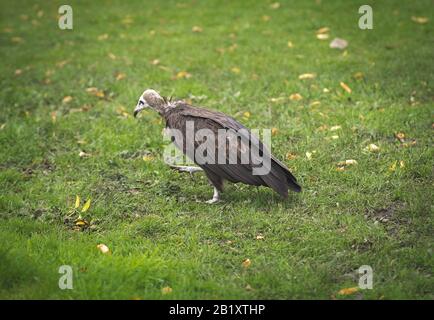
[133, 101, 149, 118]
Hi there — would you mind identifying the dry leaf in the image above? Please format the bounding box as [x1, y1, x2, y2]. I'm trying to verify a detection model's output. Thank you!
[394, 132, 405, 142]
[79, 151, 91, 158]
[231, 67, 241, 74]
[15, 69, 22, 76]
[289, 93, 303, 101]
[11, 36, 23, 43]
[286, 152, 297, 160]
[310, 101, 321, 107]
[337, 159, 358, 166]
[336, 166, 345, 172]
[316, 27, 330, 34]
[86, 87, 105, 98]
[98, 33, 109, 41]
[56, 60, 69, 68]
[161, 286, 173, 295]
[97, 244, 110, 254]
[115, 72, 126, 81]
[299, 73, 316, 80]
[242, 258, 251, 268]
[192, 26, 203, 33]
[81, 199, 91, 212]
[75, 195, 80, 209]
[338, 287, 359, 295]
[270, 2, 280, 9]
[306, 152, 312, 160]
[142, 155, 154, 162]
[271, 128, 278, 136]
[316, 33, 329, 40]
[108, 53, 117, 60]
[287, 41, 293, 48]
[62, 96, 73, 103]
[243, 111, 251, 118]
[365, 143, 380, 152]
[331, 135, 339, 140]
[175, 71, 192, 79]
[262, 15, 271, 22]
[256, 234, 265, 240]
[353, 72, 364, 80]
[340, 82, 352, 93]
[330, 125, 341, 131]
[411, 16, 429, 24]
[151, 59, 160, 65]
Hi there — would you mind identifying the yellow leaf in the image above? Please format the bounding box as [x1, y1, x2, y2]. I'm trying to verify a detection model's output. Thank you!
[306, 152, 312, 160]
[289, 93, 303, 101]
[399, 160, 405, 168]
[115, 72, 126, 81]
[316, 33, 329, 40]
[242, 258, 251, 268]
[62, 96, 73, 103]
[75, 195, 80, 209]
[340, 82, 352, 93]
[389, 161, 397, 172]
[286, 152, 297, 160]
[287, 41, 293, 48]
[330, 125, 342, 131]
[192, 26, 203, 33]
[411, 16, 429, 24]
[338, 287, 359, 295]
[365, 143, 380, 152]
[231, 67, 241, 74]
[262, 15, 271, 22]
[299, 73, 316, 80]
[256, 234, 265, 240]
[353, 72, 364, 80]
[81, 199, 91, 212]
[395, 132, 405, 142]
[270, 2, 280, 9]
[108, 53, 117, 60]
[316, 27, 330, 34]
[142, 155, 154, 162]
[243, 111, 251, 118]
[98, 33, 109, 41]
[337, 159, 358, 166]
[175, 71, 192, 79]
[271, 128, 278, 136]
[97, 244, 110, 254]
[161, 286, 173, 295]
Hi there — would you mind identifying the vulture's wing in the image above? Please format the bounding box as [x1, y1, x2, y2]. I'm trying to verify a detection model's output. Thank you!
[179, 105, 301, 196]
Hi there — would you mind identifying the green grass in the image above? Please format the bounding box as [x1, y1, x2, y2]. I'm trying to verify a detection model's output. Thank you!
[0, 0, 433, 299]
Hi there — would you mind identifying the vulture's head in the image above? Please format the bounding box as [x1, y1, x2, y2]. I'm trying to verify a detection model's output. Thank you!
[134, 89, 166, 117]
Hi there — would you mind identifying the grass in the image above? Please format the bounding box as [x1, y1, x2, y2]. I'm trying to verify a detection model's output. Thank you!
[0, 0, 433, 299]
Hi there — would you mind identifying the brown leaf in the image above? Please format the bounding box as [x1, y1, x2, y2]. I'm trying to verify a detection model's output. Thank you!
[192, 26, 203, 33]
[289, 93, 303, 101]
[97, 244, 110, 254]
[242, 258, 251, 268]
[62, 96, 73, 103]
[338, 287, 359, 295]
[340, 82, 352, 93]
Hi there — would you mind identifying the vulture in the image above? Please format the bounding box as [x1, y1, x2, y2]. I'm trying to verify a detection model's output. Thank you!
[134, 89, 301, 203]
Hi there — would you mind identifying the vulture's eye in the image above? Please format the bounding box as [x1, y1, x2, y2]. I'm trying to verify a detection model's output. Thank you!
[139, 100, 145, 106]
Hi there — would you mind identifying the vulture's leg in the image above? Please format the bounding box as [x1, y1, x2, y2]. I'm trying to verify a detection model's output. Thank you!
[205, 187, 220, 204]
[169, 165, 203, 179]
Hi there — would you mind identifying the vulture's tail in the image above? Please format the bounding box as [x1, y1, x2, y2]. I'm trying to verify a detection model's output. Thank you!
[262, 159, 301, 198]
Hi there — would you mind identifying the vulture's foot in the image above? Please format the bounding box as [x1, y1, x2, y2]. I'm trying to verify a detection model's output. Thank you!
[205, 187, 220, 204]
[169, 165, 203, 179]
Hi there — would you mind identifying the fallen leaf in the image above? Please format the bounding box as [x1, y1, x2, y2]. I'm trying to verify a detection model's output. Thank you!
[329, 38, 348, 50]
[331, 135, 339, 140]
[271, 128, 278, 136]
[337, 159, 358, 166]
[192, 26, 203, 33]
[151, 59, 160, 65]
[330, 125, 342, 131]
[353, 72, 364, 80]
[270, 2, 280, 9]
[15, 69, 22, 76]
[299, 73, 316, 80]
[243, 111, 251, 118]
[231, 67, 241, 74]
[338, 287, 359, 295]
[289, 93, 303, 101]
[79, 151, 91, 158]
[365, 143, 380, 152]
[161, 286, 173, 295]
[389, 161, 397, 172]
[262, 15, 271, 22]
[86, 87, 105, 98]
[115, 72, 126, 81]
[75, 195, 80, 209]
[316, 27, 330, 34]
[81, 199, 91, 212]
[142, 155, 154, 162]
[399, 160, 405, 168]
[286, 152, 297, 160]
[11, 36, 23, 43]
[256, 234, 265, 240]
[394, 132, 405, 142]
[97, 244, 110, 254]
[98, 33, 109, 40]
[242, 258, 251, 268]
[336, 166, 345, 172]
[62, 96, 73, 103]
[108, 53, 117, 60]
[340, 82, 352, 93]
[316, 33, 329, 40]
[306, 152, 312, 160]
[287, 41, 293, 48]
[411, 16, 429, 24]
[175, 71, 192, 79]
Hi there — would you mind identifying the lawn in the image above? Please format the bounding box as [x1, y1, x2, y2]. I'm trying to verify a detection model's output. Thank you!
[0, 0, 433, 299]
